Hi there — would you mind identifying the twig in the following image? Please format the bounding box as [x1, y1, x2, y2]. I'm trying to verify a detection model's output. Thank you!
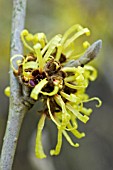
[64, 40, 102, 67]
[0, 0, 28, 169]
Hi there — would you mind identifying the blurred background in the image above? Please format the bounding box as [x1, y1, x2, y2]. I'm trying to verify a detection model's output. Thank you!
[0, 0, 113, 170]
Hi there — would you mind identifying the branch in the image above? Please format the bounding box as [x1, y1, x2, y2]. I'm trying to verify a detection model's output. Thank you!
[0, 0, 28, 169]
[64, 40, 102, 67]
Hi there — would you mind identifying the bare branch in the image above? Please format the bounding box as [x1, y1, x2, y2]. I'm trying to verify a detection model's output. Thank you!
[0, 0, 28, 169]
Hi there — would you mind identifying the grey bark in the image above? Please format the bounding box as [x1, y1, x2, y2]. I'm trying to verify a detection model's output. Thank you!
[0, 0, 28, 170]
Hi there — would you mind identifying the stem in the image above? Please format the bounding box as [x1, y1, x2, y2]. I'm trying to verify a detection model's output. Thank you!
[0, 0, 28, 170]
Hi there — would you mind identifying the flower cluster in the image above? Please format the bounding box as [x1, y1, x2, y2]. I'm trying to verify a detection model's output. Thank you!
[10, 24, 101, 158]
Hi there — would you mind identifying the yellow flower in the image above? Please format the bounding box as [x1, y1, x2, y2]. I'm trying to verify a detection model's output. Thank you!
[10, 24, 102, 158]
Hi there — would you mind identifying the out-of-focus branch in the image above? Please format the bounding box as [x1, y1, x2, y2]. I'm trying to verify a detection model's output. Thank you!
[0, 0, 28, 170]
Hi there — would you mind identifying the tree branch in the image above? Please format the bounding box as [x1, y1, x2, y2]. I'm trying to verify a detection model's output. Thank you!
[0, 0, 28, 169]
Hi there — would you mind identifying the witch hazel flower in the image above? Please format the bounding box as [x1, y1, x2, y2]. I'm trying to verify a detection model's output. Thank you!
[9, 24, 102, 158]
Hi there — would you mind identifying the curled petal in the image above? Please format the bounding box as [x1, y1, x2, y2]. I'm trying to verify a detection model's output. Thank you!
[79, 107, 92, 116]
[50, 128, 63, 156]
[21, 29, 34, 52]
[43, 35, 62, 62]
[41, 86, 59, 96]
[10, 54, 24, 73]
[71, 115, 78, 129]
[54, 95, 71, 129]
[41, 34, 61, 55]
[23, 61, 38, 70]
[61, 24, 84, 45]
[47, 98, 61, 128]
[67, 122, 85, 139]
[64, 28, 90, 49]
[35, 114, 46, 159]
[67, 41, 90, 61]
[30, 78, 48, 100]
[60, 91, 78, 102]
[54, 95, 67, 114]
[64, 75, 76, 82]
[84, 65, 97, 81]
[33, 33, 47, 48]
[83, 97, 102, 107]
[55, 44, 63, 61]
[66, 103, 89, 123]
[63, 130, 79, 147]
[22, 61, 38, 79]
[33, 44, 44, 73]
[65, 82, 87, 89]
[62, 67, 77, 72]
